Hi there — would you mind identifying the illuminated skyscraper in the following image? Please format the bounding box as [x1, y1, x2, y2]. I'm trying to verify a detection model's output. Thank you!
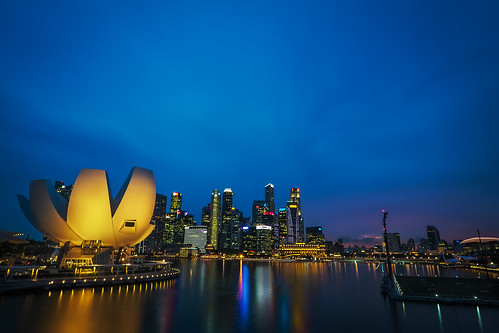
[144, 193, 167, 253]
[220, 188, 233, 250]
[386, 233, 401, 252]
[184, 226, 208, 253]
[286, 201, 300, 244]
[278, 208, 287, 245]
[265, 183, 275, 213]
[165, 192, 183, 248]
[201, 204, 211, 228]
[209, 189, 221, 250]
[230, 208, 243, 250]
[290, 188, 300, 208]
[289, 188, 305, 243]
[427, 225, 441, 251]
[306, 226, 324, 244]
[170, 192, 182, 214]
[252, 200, 266, 225]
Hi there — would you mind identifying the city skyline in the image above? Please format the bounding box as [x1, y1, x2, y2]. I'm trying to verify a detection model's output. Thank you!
[1, 1, 499, 244]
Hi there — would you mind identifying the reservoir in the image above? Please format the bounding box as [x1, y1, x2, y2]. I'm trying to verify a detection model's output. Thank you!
[0, 260, 498, 333]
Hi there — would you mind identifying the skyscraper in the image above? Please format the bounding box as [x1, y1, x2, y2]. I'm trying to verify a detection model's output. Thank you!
[278, 208, 287, 245]
[386, 233, 401, 253]
[209, 189, 221, 250]
[201, 204, 211, 228]
[55, 180, 73, 200]
[144, 193, 167, 253]
[184, 225, 208, 253]
[286, 201, 300, 244]
[306, 226, 324, 244]
[170, 192, 182, 214]
[289, 188, 305, 243]
[167, 192, 184, 247]
[427, 225, 441, 251]
[230, 208, 243, 250]
[265, 183, 275, 214]
[220, 188, 233, 250]
[252, 200, 266, 225]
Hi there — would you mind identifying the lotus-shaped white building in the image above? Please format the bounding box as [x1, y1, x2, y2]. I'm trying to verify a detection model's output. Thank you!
[18, 167, 156, 250]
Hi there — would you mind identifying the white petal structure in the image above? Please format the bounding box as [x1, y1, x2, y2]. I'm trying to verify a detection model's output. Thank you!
[18, 167, 156, 248]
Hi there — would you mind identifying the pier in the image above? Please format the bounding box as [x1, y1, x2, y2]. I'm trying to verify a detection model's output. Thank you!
[0, 262, 180, 294]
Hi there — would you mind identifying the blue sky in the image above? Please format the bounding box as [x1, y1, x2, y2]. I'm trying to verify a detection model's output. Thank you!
[1, 1, 498, 245]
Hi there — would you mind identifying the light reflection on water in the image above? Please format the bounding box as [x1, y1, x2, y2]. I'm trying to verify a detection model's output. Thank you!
[0, 261, 498, 333]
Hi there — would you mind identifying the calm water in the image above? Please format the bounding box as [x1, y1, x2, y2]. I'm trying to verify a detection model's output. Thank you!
[1, 260, 498, 333]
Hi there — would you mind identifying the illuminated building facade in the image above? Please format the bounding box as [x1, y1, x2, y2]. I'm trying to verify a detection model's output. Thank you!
[306, 226, 324, 244]
[220, 188, 233, 250]
[241, 224, 273, 255]
[231, 208, 243, 250]
[278, 243, 326, 258]
[291, 188, 305, 242]
[385, 233, 401, 253]
[164, 192, 182, 248]
[209, 189, 221, 250]
[241, 226, 256, 254]
[278, 208, 287, 245]
[252, 200, 266, 225]
[144, 193, 167, 253]
[184, 225, 208, 253]
[201, 204, 211, 228]
[18, 167, 156, 267]
[286, 201, 299, 244]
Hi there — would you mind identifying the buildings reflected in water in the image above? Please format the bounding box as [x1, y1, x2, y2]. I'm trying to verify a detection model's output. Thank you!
[0, 261, 497, 333]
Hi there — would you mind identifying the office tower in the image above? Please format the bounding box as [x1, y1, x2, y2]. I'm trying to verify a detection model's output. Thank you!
[220, 188, 233, 250]
[170, 192, 182, 213]
[306, 226, 325, 244]
[407, 239, 416, 252]
[286, 201, 300, 244]
[241, 225, 257, 255]
[256, 224, 273, 254]
[290, 188, 301, 207]
[201, 204, 211, 241]
[289, 188, 305, 243]
[427, 225, 441, 251]
[231, 208, 243, 251]
[209, 189, 221, 250]
[166, 192, 184, 248]
[252, 200, 266, 225]
[144, 193, 167, 253]
[174, 210, 195, 245]
[55, 180, 73, 200]
[265, 183, 275, 213]
[184, 226, 208, 253]
[278, 208, 288, 245]
[386, 233, 401, 253]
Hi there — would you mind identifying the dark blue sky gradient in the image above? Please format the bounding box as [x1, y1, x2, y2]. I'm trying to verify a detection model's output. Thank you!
[1, 1, 498, 245]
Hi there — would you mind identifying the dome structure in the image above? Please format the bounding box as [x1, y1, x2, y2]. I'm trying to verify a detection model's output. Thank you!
[18, 167, 156, 249]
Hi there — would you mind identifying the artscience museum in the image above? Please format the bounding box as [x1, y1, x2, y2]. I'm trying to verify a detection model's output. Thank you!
[17, 166, 156, 268]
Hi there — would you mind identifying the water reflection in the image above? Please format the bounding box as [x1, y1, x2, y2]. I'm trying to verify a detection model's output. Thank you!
[476, 306, 483, 333]
[1, 262, 498, 333]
